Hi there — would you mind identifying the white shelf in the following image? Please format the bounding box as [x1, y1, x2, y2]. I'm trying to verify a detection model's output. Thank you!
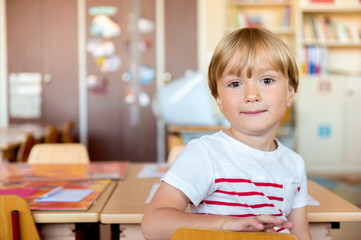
[301, 6, 361, 13]
[302, 40, 361, 47]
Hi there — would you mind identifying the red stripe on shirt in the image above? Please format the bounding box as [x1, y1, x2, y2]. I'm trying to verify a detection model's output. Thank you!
[215, 178, 283, 189]
[196, 213, 284, 218]
[215, 189, 264, 196]
[203, 200, 275, 209]
[214, 189, 284, 202]
[268, 196, 284, 201]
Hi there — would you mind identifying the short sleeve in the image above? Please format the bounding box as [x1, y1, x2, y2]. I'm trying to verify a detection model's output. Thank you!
[162, 140, 215, 206]
[291, 160, 308, 209]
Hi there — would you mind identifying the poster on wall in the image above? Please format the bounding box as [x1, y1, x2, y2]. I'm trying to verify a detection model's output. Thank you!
[9, 73, 42, 118]
[87, 7, 121, 74]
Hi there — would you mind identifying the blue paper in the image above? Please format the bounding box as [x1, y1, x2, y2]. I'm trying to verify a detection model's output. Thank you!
[34, 189, 94, 202]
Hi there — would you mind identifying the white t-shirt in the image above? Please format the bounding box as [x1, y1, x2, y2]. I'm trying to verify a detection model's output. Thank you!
[162, 131, 307, 233]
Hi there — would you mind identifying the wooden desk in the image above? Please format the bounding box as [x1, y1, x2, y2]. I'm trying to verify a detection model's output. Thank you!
[100, 163, 159, 224]
[100, 163, 361, 239]
[32, 181, 117, 223]
[307, 180, 361, 222]
[101, 163, 361, 224]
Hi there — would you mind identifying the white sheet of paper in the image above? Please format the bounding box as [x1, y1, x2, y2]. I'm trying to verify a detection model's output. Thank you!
[145, 183, 160, 204]
[307, 194, 320, 206]
[34, 189, 94, 202]
[138, 164, 167, 178]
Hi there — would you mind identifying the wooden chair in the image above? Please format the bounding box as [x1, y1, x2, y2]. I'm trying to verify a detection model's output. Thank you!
[17, 134, 36, 162]
[0, 195, 40, 240]
[171, 227, 299, 240]
[28, 143, 90, 165]
[61, 120, 74, 143]
[167, 144, 186, 164]
[44, 125, 59, 143]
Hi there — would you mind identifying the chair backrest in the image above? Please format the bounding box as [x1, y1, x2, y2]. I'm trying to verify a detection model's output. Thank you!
[61, 120, 74, 143]
[44, 125, 59, 143]
[167, 144, 186, 164]
[17, 134, 36, 162]
[0, 195, 40, 240]
[28, 143, 90, 165]
[171, 227, 299, 240]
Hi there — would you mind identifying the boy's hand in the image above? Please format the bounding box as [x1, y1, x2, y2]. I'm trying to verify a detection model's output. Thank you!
[220, 215, 293, 232]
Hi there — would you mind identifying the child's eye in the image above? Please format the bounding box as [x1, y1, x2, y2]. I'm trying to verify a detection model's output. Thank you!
[229, 82, 241, 88]
[261, 78, 274, 85]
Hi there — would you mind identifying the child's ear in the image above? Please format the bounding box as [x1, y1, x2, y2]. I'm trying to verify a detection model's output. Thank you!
[216, 96, 224, 114]
[286, 86, 295, 108]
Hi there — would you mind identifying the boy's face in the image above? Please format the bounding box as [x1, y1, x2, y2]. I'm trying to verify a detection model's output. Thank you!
[216, 54, 295, 138]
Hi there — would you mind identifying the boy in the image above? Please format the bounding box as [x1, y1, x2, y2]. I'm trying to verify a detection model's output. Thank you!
[142, 27, 311, 240]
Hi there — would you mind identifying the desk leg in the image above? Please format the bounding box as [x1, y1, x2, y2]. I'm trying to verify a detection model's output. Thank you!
[75, 223, 100, 240]
[111, 224, 120, 240]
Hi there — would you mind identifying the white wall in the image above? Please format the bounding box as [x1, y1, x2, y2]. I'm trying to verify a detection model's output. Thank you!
[0, 0, 8, 128]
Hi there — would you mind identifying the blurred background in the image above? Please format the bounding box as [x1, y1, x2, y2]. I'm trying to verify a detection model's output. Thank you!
[1, 0, 361, 177]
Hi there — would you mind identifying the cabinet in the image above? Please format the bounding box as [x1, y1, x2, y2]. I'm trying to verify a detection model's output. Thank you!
[226, 0, 297, 52]
[296, 75, 361, 173]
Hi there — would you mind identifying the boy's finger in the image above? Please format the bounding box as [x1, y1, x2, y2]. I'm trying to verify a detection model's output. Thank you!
[255, 215, 293, 229]
[255, 215, 284, 224]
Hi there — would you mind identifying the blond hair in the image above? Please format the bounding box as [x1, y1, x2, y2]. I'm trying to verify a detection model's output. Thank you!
[208, 27, 299, 98]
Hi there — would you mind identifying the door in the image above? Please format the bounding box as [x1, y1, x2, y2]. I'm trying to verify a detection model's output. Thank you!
[86, 0, 157, 162]
[86, 0, 198, 162]
[6, 0, 79, 134]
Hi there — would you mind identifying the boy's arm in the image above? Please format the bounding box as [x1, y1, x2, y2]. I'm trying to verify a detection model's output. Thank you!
[287, 207, 312, 240]
[141, 182, 293, 240]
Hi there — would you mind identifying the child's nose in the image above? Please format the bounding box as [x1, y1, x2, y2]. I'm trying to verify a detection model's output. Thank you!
[244, 84, 261, 103]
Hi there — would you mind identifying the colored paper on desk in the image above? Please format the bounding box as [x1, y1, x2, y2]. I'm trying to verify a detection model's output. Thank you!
[28, 179, 109, 210]
[87, 161, 129, 179]
[0, 161, 129, 181]
[34, 189, 94, 202]
[0, 179, 110, 210]
[0, 188, 38, 198]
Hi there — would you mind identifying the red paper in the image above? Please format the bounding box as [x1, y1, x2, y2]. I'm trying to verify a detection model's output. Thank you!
[0, 188, 38, 198]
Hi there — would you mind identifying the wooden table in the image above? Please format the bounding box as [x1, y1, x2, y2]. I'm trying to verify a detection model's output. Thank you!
[0, 124, 47, 161]
[0, 161, 128, 240]
[100, 163, 361, 239]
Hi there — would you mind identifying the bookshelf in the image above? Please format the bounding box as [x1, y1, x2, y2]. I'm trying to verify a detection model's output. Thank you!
[296, 0, 361, 173]
[299, 1, 361, 75]
[226, 0, 297, 52]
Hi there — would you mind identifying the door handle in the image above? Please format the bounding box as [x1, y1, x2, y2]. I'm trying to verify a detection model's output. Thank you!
[44, 73, 52, 83]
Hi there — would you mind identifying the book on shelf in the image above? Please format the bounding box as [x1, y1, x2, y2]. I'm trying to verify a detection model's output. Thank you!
[228, 9, 264, 28]
[300, 46, 328, 75]
[281, 6, 291, 28]
[309, 0, 334, 3]
[302, 15, 361, 43]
